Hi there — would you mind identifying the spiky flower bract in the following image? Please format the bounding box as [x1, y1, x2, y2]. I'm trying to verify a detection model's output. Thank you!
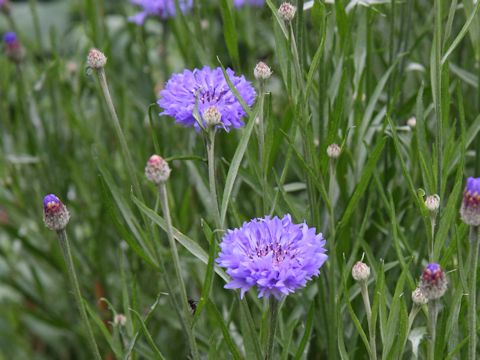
[419, 263, 448, 300]
[158, 66, 256, 131]
[43, 194, 70, 231]
[129, 0, 193, 25]
[216, 215, 328, 299]
[460, 177, 480, 226]
[234, 0, 265, 8]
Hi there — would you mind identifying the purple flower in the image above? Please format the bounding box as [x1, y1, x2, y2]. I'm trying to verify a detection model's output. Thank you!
[216, 215, 328, 299]
[3, 31, 17, 45]
[43, 194, 70, 231]
[460, 177, 480, 226]
[129, 0, 193, 25]
[419, 263, 447, 300]
[234, 0, 265, 7]
[158, 66, 256, 131]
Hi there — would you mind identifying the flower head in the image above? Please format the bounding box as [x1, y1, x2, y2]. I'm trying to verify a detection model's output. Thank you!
[43, 194, 70, 231]
[278, 2, 296, 22]
[3, 31, 24, 63]
[216, 215, 328, 299]
[113, 313, 127, 327]
[0, 0, 10, 13]
[145, 154, 171, 184]
[407, 116, 416, 128]
[460, 177, 480, 226]
[411, 287, 428, 305]
[254, 61, 272, 81]
[419, 263, 448, 300]
[86, 48, 107, 69]
[234, 0, 265, 8]
[352, 261, 370, 282]
[327, 143, 341, 159]
[425, 194, 440, 212]
[129, 0, 193, 25]
[158, 66, 256, 131]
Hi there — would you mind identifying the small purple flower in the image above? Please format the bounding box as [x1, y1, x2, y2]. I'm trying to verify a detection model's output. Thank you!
[3, 31, 17, 45]
[234, 0, 265, 7]
[419, 263, 448, 300]
[3, 31, 24, 63]
[158, 66, 256, 131]
[216, 215, 328, 299]
[43, 194, 70, 231]
[460, 177, 480, 226]
[129, 0, 193, 25]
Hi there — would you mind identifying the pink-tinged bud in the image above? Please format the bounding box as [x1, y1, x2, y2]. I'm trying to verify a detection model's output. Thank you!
[460, 177, 480, 226]
[86, 48, 107, 69]
[254, 61, 272, 80]
[352, 261, 370, 282]
[203, 106, 222, 127]
[419, 263, 448, 300]
[411, 287, 428, 305]
[3, 32, 25, 63]
[278, 2, 296, 22]
[113, 313, 127, 327]
[425, 194, 440, 212]
[326, 143, 341, 159]
[145, 155, 171, 185]
[407, 117, 416, 128]
[43, 194, 70, 231]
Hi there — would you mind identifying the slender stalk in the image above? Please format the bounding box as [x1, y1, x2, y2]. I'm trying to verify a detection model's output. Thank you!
[256, 82, 268, 214]
[265, 298, 280, 360]
[96, 68, 141, 195]
[328, 159, 338, 360]
[429, 215, 436, 262]
[28, 0, 42, 51]
[433, 0, 443, 197]
[56, 229, 102, 360]
[360, 280, 377, 360]
[468, 226, 480, 360]
[206, 129, 222, 230]
[158, 183, 200, 360]
[427, 300, 439, 360]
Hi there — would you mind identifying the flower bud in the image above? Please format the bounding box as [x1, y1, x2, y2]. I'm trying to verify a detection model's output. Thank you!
[113, 313, 127, 327]
[411, 287, 428, 305]
[0, 0, 10, 14]
[407, 117, 416, 128]
[203, 106, 222, 127]
[254, 61, 272, 81]
[86, 48, 107, 69]
[425, 194, 440, 212]
[419, 263, 448, 300]
[3, 32, 25, 63]
[278, 2, 296, 22]
[352, 261, 370, 282]
[145, 155, 171, 185]
[326, 143, 341, 159]
[460, 177, 480, 226]
[43, 194, 70, 231]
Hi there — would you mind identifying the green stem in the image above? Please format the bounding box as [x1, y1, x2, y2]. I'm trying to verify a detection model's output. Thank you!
[328, 159, 338, 359]
[360, 280, 377, 360]
[265, 298, 280, 360]
[158, 183, 199, 360]
[468, 226, 480, 360]
[257, 82, 267, 214]
[206, 129, 222, 230]
[427, 300, 439, 360]
[430, 214, 436, 262]
[96, 68, 141, 196]
[56, 229, 102, 360]
[433, 0, 443, 197]
[28, 0, 42, 51]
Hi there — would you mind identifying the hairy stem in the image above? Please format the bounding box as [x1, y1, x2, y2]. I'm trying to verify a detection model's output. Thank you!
[468, 226, 480, 360]
[265, 298, 280, 360]
[206, 129, 222, 230]
[360, 280, 377, 360]
[427, 300, 439, 360]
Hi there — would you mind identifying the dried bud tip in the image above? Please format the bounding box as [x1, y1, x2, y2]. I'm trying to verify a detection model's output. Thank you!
[425, 194, 440, 212]
[326, 143, 341, 159]
[43, 194, 70, 231]
[87, 48, 107, 69]
[113, 313, 127, 326]
[203, 106, 222, 127]
[411, 287, 428, 305]
[145, 155, 171, 185]
[407, 117, 416, 128]
[254, 61, 272, 80]
[278, 2, 296, 22]
[352, 261, 370, 282]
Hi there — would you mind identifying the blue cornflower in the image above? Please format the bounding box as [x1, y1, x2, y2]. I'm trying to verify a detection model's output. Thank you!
[216, 215, 328, 299]
[419, 263, 447, 300]
[3, 31, 17, 45]
[234, 0, 265, 7]
[158, 66, 256, 131]
[129, 0, 193, 24]
[461, 177, 480, 226]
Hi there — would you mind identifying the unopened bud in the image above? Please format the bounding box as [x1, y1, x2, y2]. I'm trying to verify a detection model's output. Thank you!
[326, 143, 341, 159]
[43, 194, 70, 231]
[411, 287, 428, 305]
[352, 261, 370, 282]
[145, 155, 171, 185]
[254, 61, 272, 80]
[425, 194, 440, 212]
[113, 313, 127, 326]
[460, 177, 480, 226]
[419, 263, 448, 300]
[407, 117, 416, 128]
[3, 32, 25, 63]
[203, 106, 222, 127]
[87, 48, 107, 69]
[278, 2, 296, 22]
